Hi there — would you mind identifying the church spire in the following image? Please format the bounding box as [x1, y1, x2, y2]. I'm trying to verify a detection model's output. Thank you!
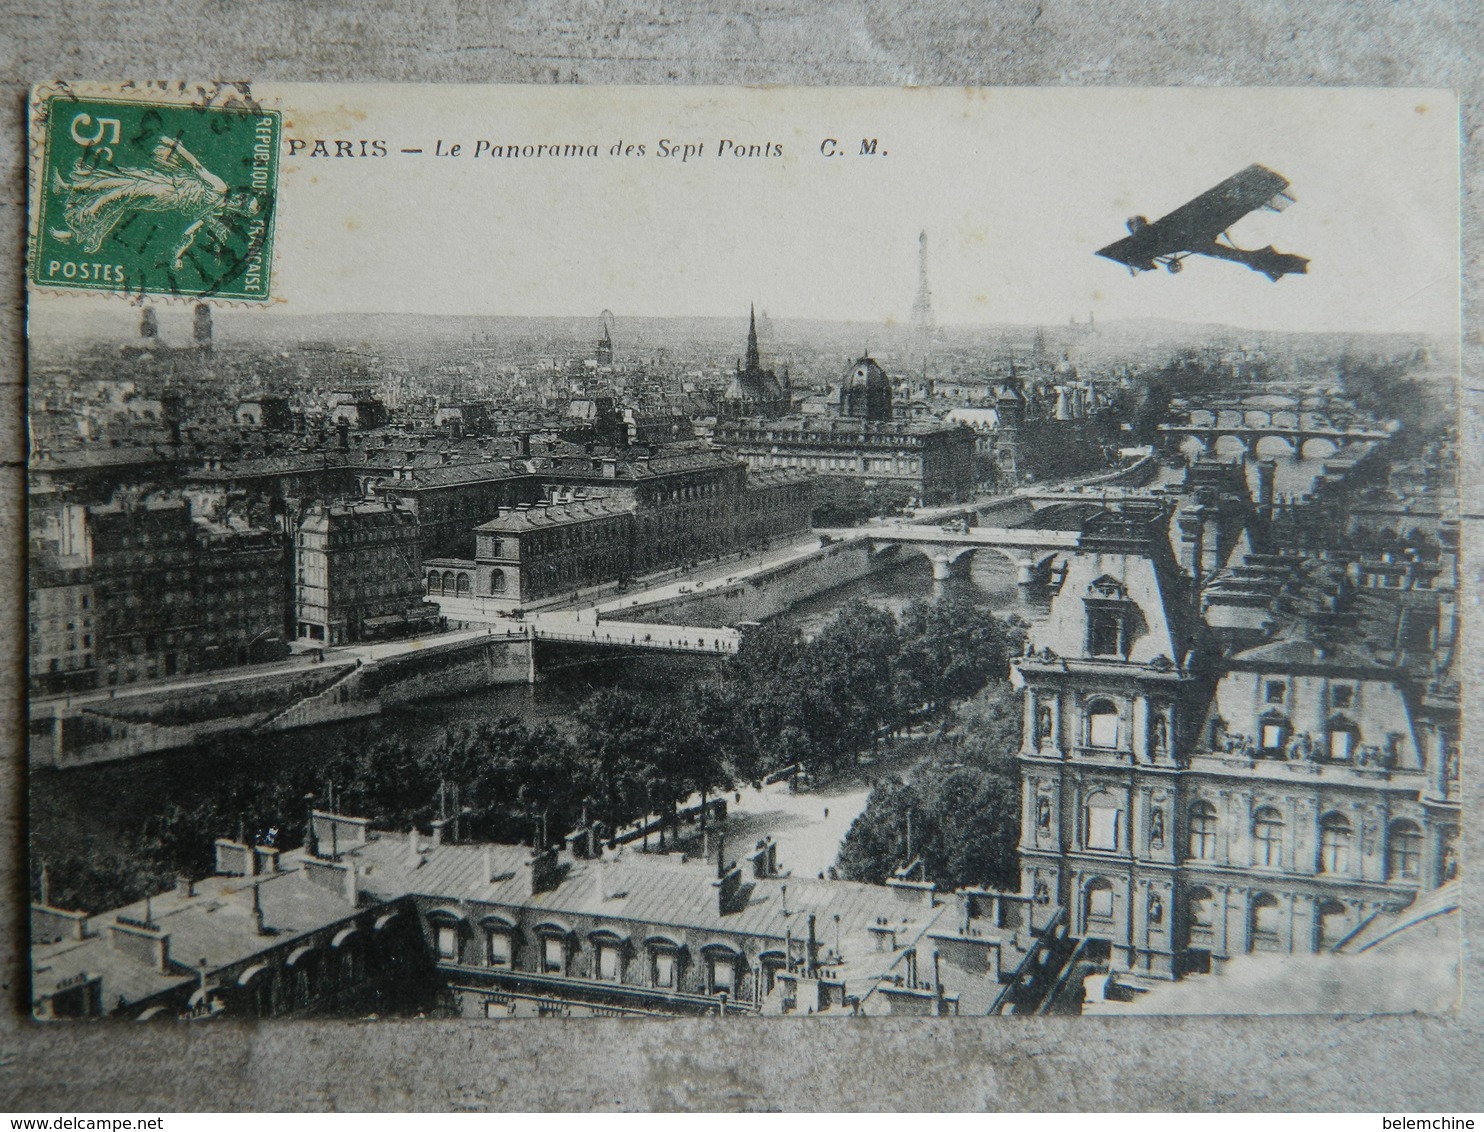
[745, 304, 761, 373]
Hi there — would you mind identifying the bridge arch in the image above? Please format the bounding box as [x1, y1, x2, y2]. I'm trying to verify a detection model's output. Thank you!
[1211, 434, 1250, 459]
[892, 541, 1067, 585]
[1253, 434, 1297, 459]
[913, 544, 980, 580]
[1241, 409, 1272, 429]
[1216, 409, 1245, 429]
[1299, 436, 1340, 460]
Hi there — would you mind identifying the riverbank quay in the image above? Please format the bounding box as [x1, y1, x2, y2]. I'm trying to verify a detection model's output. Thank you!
[28, 532, 900, 767]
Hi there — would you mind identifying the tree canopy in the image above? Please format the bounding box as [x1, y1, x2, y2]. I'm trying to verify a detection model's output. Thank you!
[37, 595, 1027, 913]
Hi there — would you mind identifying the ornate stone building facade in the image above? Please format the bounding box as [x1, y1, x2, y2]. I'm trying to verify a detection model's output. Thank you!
[1013, 500, 1459, 980]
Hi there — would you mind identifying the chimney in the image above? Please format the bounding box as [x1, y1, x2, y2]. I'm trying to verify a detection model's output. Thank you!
[407, 826, 421, 868]
[483, 845, 493, 883]
[251, 880, 267, 936]
[336, 422, 349, 452]
[527, 845, 561, 895]
[932, 949, 943, 1014]
[807, 914, 818, 978]
[749, 837, 775, 879]
[108, 917, 170, 973]
[712, 834, 746, 915]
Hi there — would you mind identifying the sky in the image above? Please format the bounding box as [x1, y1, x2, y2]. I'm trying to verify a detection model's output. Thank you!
[31, 85, 1460, 341]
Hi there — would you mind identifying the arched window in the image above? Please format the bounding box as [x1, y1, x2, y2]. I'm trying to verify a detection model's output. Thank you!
[1318, 812, 1352, 874]
[1253, 807, 1284, 867]
[486, 928, 513, 968]
[1249, 892, 1281, 952]
[427, 570, 442, 594]
[701, 944, 741, 996]
[646, 937, 685, 990]
[536, 929, 571, 975]
[456, 572, 471, 596]
[1315, 898, 1349, 951]
[1387, 820, 1423, 881]
[1086, 699, 1120, 750]
[427, 911, 466, 962]
[1187, 801, 1218, 861]
[490, 569, 507, 594]
[589, 931, 628, 983]
[1187, 886, 1216, 944]
[441, 570, 455, 593]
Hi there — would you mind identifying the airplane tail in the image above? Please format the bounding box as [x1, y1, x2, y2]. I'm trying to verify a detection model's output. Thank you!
[1256, 247, 1309, 281]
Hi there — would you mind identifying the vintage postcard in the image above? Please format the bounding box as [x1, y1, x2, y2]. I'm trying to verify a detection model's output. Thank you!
[25, 83, 1460, 1021]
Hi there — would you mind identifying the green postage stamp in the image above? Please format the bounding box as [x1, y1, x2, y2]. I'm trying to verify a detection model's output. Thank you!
[29, 86, 280, 301]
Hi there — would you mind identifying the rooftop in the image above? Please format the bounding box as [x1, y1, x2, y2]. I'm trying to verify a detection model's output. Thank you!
[31, 861, 363, 1013]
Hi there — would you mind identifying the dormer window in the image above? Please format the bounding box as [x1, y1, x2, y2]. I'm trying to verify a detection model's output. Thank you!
[1084, 576, 1136, 658]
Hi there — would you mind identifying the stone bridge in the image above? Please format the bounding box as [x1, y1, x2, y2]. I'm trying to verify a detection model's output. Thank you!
[1158, 410, 1392, 459]
[815, 523, 1083, 583]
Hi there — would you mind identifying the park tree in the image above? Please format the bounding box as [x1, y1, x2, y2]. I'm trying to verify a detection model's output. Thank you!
[895, 596, 1018, 727]
[834, 777, 917, 885]
[834, 763, 1021, 892]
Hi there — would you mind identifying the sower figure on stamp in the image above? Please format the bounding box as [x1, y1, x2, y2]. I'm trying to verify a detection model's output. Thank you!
[50, 137, 258, 269]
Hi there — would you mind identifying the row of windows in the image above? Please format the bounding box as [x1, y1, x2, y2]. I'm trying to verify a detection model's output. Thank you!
[1265, 680, 1355, 709]
[520, 521, 629, 558]
[1068, 791, 1428, 882]
[1186, 888, 1353, 951]
[97, 529, 189, 551]
[32, 590, 92, 612]
[1187, 802, 1422, 880]
[426, 570, 508, 596]
[32, 633, 92, 652]
[1079, 879, 1367, 953]
[432, 923, 745, 996]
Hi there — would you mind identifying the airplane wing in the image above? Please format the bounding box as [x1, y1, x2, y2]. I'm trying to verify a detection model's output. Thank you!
[1095, 164, 1295, 269]
[1094, 231, 1159, 269]
[1148, 164, 1294, 247]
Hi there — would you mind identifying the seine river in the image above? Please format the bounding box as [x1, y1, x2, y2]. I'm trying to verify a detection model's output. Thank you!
[31, 451, 1333, 876]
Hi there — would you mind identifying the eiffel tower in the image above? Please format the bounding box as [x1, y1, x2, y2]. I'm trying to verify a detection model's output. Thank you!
[909, 229, 935, 376]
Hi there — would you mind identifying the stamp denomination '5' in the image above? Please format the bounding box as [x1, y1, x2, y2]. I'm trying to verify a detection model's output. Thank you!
[30, 92, 279, 301]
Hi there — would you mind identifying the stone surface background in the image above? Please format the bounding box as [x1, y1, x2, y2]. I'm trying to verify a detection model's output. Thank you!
[0, 1, 1479, 1111]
